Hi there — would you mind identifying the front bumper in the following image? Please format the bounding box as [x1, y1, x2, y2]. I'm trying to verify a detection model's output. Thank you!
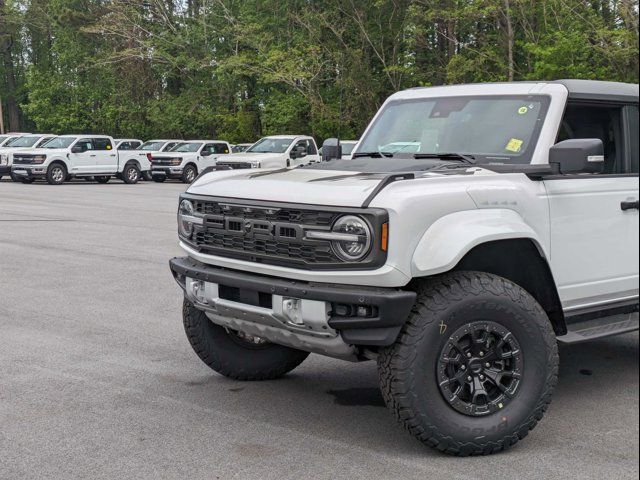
[151, 167, 183, 178]
[0, 165, 11, 175]
[11, 166, 47, 179]
[170, 256, 416, 351]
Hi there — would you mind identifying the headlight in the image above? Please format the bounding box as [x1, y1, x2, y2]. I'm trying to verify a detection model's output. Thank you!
[33, 155, 47, 164]
[251, 162, 261, 168]
[171, 157, 183, 166]
[178, 199, 202, 239]
[0, 154, 7, 165]
[331, 215, 372, 261]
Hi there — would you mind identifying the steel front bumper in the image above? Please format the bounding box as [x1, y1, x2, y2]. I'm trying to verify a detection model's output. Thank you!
[11, 166, 47, 179]
[151, 167, 183, 178]
[170, 257, 416, 356]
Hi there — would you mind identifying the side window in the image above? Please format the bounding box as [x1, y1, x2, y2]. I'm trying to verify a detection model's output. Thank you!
[213, 143, 229, 154]
[163, 142, 178, 151]
[557, 103, 624, 174]
[76, 139, 93, 151]
[625, 105, 639, 174]
[306, 140, 317, 155]
[202, 143, 216, 155]
[294, 140, 309, 154]
[91, 138, 113, 151]
[130, 141, 141, 149]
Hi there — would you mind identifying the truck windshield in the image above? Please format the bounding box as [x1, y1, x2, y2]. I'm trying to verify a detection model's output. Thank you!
[6, 136, 41, 147]
[0, 135, 9, 145]
[173, 143, 202, 153]
[138, 141, 166, 151]
[40, 137, 76, 149]
[247, 137, 294, 154]
[357, 95, 550, 164]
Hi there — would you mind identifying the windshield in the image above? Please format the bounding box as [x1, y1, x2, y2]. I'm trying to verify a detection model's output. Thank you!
[0, 135, 9, 145]
[232, 144, 251, 153]
[6, 136, 41, 148]
[247, 137, 294, 154]
[40, 137, 76, 149]
[173, 142, 202, 153]
[138, 141, 165, 151]
[341, 142, 358, 155]
[357, 95, 550, 164]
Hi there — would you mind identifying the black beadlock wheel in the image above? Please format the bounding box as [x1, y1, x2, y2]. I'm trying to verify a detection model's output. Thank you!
[377, 271, 558, 456]
[182, 299, 309, 381]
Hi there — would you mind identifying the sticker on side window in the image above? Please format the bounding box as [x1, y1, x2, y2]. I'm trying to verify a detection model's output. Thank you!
[505, 138, 524, 153]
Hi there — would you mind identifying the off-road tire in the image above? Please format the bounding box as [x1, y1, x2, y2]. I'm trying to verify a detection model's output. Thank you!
[152, 175, 166, 183]
[46, 163, 67, 185]
[377, 271, 558, 456]
[181, 164, 197, 183]
[122, 164, 140, 184]
[95, 176, 111, 184]
[182, 299, 309, 380]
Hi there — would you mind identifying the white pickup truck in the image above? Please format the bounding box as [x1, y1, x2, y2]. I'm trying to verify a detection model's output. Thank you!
[216, 135, 320, 170]
[117, 139, 183, 181]
[11, 135, 146, 185]
[150, 140, 232, 183]
[169, 80, 638, 456]
[0, 134, 55, 180]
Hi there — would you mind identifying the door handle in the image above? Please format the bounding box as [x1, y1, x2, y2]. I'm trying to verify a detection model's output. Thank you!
[90, 154, 97, 157]
[621, 200, 639, 211]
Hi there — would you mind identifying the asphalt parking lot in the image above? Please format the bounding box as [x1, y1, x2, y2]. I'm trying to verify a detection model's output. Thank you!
[0, 178, 638, 480]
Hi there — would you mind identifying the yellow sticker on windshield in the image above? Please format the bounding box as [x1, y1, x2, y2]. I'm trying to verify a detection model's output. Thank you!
[505, 138, 524, 153]
[518, 106, 529, 115]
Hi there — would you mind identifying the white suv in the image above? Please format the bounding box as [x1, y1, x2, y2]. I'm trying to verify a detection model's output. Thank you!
[169, 80, 639, 456]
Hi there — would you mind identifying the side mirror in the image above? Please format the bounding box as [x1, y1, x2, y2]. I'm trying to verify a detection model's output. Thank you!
[71, 145, 86, 153]
[201, 150, 212, 157]
[321, 138, 342, 162]
[549, 139, 604, 174]
[290, 146, 307, 159]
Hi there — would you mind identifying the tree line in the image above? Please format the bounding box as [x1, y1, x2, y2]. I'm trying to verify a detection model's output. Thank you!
[1, 0, 638, 143]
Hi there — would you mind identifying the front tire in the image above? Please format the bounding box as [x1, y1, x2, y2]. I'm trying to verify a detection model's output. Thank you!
[46, 163, 67, 185]
[182, 299, 309, 380]
[377, 271, 558, 456]
[181, 165, 197, 183]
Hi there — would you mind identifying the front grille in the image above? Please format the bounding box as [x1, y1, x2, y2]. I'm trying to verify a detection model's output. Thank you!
[184, 196, 388, 270]
[152, 156, 176, 166]
[217, 162, 252, 170]
[13, 154, 37, 165]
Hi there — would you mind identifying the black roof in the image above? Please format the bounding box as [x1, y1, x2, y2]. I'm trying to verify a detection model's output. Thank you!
[554, 79, 639, 103]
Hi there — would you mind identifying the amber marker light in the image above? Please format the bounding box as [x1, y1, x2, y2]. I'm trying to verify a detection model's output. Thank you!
[381, 223, 389, 252]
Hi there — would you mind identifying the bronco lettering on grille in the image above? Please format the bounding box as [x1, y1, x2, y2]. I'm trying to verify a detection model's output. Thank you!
[204, 214, 304, 241]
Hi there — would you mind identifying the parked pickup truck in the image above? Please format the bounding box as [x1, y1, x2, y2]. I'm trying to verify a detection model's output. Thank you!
[150, 140, 232, 183]
[169, 80, 638, 456]
[118, 139, 183, 181]
[0, 134, 55, 180]
[216, 135, 320, 170]
[11, 135, 146, 185]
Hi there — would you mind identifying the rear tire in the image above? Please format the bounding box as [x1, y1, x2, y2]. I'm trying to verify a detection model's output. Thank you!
[182, 299, 309, 380]
[377, 271, 558, 456]
[46, 163, 67, 185]
[181, 164, 197, 183]
[95, 176, 111, 184]
[122, 164, 140, 184]
[142, 171, 153, 181]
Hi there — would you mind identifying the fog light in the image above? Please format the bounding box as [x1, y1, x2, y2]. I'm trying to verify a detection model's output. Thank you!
[192, 280, 207, 303]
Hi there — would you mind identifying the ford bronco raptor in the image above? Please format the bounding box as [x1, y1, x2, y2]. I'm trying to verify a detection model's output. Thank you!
[169, 80, 639, 456]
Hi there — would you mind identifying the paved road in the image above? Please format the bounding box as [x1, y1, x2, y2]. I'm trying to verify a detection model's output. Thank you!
[0, 178, 638, 480]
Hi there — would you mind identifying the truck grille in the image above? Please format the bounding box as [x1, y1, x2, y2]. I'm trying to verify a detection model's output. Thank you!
[217, 162, 252, 170]
[152, 156, 178, 166]
[13, 154, 37, 165]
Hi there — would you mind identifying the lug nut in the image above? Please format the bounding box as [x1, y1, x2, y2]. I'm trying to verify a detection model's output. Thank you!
[485, 362, 491, 368]
[479, 351, 484, 357]
[467, 352, 472, 358]
[460, 365, 466, 370]
[467, 376, 472, 381]
[479, 375, 485, 380]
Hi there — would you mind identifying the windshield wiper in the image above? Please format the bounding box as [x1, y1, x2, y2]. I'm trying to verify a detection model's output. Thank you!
[352, 151, 395, 158]
[413, 152, 476, 165]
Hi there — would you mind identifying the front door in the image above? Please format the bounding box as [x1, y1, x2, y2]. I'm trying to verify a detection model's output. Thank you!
[545, 103, 639, 311]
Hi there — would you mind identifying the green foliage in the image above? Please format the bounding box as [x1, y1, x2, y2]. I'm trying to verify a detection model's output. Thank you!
[1, 0, 638, 139]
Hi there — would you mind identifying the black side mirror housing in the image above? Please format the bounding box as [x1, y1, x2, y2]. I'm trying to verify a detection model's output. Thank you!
[71, 145, 86, 153]
[290, 146, 307, 159]
[549, 139, 605, 174]
[321, 138, 342, 162]
[201, 150, 211, 157]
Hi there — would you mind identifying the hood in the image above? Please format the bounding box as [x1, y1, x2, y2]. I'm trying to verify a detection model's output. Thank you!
[10, 147, 68, 155]
[218, 152, 284, 164]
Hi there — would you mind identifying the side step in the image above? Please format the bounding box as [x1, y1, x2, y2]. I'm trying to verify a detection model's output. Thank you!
[557, 312, 639, 344]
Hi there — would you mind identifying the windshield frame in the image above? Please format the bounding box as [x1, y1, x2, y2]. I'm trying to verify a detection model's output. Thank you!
[172, 142, 203, 153]
[356, 94, 551, 165]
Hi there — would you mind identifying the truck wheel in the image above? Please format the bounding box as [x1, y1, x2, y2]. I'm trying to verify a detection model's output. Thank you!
[182, 299, 309, 380]
[46, 163, 67, 185]
[142, 171, 153, 181]
[122, 164, 140, 184]
[377, 271, 558, 456]
[181, 165, 197, 183]
[95, 176, 111, 184]
[152, 175, 166, 183]
[10, 173, 20, 182]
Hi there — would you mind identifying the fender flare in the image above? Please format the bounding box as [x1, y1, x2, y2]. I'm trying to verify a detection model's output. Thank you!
[411, 209, 548, 277]
[47, 158, 69, 172]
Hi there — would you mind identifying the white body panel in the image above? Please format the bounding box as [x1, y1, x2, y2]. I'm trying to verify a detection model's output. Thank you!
[150, 140, 232, 178]
[217, 135, 320, 169]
